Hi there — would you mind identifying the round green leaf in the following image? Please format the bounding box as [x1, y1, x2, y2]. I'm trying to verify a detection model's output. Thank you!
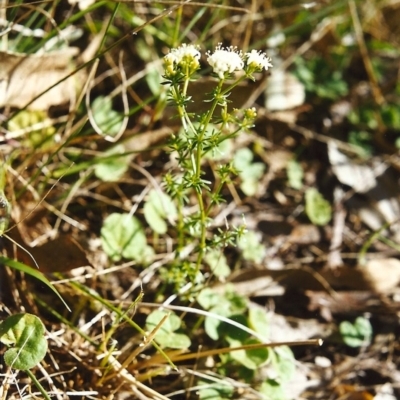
[145, 310, 191, 349]
[205, 250, 230, 279]
[91, 96, 124, 137]
[248, 307, 269, 338]
[94, 144, 130, 182]
[305, 188, 332, 226]
[143, 189, 177, 234]
[101, 213, 153, 263]
[0, 313, 47, 370]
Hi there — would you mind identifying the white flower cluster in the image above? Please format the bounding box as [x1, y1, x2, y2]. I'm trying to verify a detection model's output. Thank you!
[68, 0, 94, 10]
[207, 44, 272, 79]
[164, 44, 201, 66]
[206, 45, 244, 79]
[245, 49, 273, 71]
[164, 43, 272, 80]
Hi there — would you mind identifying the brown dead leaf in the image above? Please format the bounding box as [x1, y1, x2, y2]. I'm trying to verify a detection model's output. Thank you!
[5, 231, 91, 273]
[0, 48, 85, 109]
[6, 202, 91, 273]
[289, 224, 321, 245]
[306, 290, 385, 321]
[322, 259, 400, 294]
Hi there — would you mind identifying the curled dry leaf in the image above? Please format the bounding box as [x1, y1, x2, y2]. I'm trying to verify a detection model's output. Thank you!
[321, 258, 400, 294]
[0, 48, 85, 110]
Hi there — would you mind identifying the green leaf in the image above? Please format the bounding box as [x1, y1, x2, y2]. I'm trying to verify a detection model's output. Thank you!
[287, 159, 303, 190]
[0, 313, 47, 370]
[233, 148, 253, 170]
[101, 213, 154, 263]
[145, 310, 191, 349]
[305, 188, 331, 226]
[260, 379, 287, 400]
[204, 305, 227, 341]
[220, 314, 249, 342]
[248, 307, 269, 338]
[205, 249, 230, 279]
[237, 230, 265, 263]
[94, 144, 130, 182]
[91, 96, 124, 137]
[197, 288, 221, 310]
[201, 288, 247, 340]
[198, 381, 234, 400]
[340, 317, 372, 347]
[274, 346, 296, 382]
[143, 189, 177, 234]
[0, 257, 70, 311]
[227, 338, 269, 370]
[233, 148, 265, 196]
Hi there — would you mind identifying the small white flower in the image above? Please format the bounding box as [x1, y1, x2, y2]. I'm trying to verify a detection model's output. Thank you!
[245, 50, 273, 71]
[68, 0, 95, 10]
[207, 44, 244, 79]
[166, 44, 201, 66]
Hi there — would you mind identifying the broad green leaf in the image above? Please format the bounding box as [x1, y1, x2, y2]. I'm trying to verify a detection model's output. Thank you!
[260, 379, 287, 400]
[146, 67, 162, 96]
[198, 381, 234, 400]
[340, 317, 372, 347]
[0, 257, 70, 311]
[237, 230, 265, 263]
[226, 338, 269, 370]
[145, 310, 191, 349]
[91, 96, 124, 137]
[239, 176, 260, 197]
[248, 307, 269, 338]
[101, 213, 154, 263]
[205, 249, 230, 279]
[149, 331, 191, 349]
[233, 148, 265, 196]
[287, 159, 303, 189]
[219, 314, 249, 342]
[197, 288, 221, 310]
[204, 305, 226, 341]
[233, 148, 253, 170]
[305, 188, 332, 226]
[143, 189, 177, 234]
[146, 310, 181, 332]
[94, 144, 130, 182]
[0, 313, 47, 370]
[8, 110, 55, 149]
[201, 289, 248, 340]
[274, 346, 296, 382]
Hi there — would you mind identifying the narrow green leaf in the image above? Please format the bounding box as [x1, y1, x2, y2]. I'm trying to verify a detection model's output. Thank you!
[0, 257, 70, 311]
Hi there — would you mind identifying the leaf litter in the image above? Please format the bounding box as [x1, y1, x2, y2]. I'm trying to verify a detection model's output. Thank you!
[2, 1, 400, 399]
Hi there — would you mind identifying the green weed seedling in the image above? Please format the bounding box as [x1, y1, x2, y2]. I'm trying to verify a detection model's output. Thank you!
[101, 212, 154, 263]
[305, 187, 332, 226]
[145, 309, 191, 349]
[233, 147, 265, 197]
[197, 287, 296, 398]
[0, 313, 51, 400]
[99, 44, 273, 290]
[339, 316, 373, 348]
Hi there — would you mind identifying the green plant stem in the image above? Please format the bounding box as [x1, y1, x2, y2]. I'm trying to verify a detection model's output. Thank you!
[192, 79, 225, 273]
[25, 369, 52, 400]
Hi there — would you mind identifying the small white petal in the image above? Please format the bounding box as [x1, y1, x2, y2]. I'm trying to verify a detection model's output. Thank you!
[245, 50, 273, 71]
[167, 44, 200, 65]
[207, 44, 244, 79]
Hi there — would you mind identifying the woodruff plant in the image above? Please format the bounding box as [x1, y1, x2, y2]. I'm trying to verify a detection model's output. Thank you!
[162, 44, 272, 287]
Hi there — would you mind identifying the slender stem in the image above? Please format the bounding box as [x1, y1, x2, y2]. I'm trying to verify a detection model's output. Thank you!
[192, 79, 225, 272]
[26, 369, 52, 400]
